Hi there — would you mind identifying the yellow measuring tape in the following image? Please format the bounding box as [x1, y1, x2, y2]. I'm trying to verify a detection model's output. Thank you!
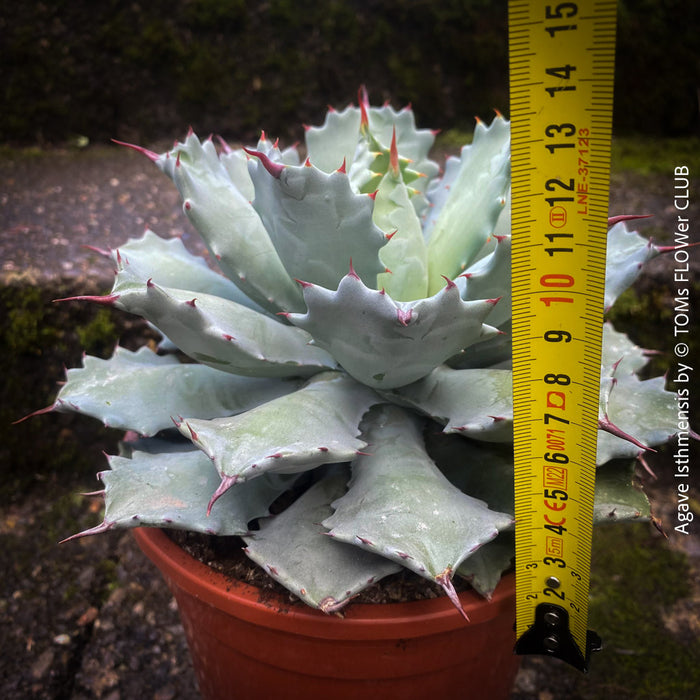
[509, 0, 617, 671]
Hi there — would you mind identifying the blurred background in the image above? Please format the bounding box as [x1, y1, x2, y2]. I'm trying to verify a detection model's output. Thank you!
[1, 0, 698, 147]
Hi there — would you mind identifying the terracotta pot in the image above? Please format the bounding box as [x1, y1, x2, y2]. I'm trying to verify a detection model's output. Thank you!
[134, 527, 520, 700]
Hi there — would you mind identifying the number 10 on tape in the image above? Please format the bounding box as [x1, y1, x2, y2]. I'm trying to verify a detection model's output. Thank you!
[508, 0, 617, 671]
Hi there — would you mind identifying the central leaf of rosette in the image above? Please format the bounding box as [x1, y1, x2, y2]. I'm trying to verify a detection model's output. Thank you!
[286, 269, 501, 389]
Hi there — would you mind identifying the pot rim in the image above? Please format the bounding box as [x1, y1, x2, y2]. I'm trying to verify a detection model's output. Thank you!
[134, 526, 516, 641]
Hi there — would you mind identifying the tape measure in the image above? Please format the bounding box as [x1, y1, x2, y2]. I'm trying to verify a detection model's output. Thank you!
[509, 0, 617, 671]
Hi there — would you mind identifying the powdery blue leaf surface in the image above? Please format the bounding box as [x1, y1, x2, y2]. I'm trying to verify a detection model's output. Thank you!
[385, 365, 513, 442]
[604, 222, 658, 310]
[601, 321, 649, 375]
[346, 106, 440, 216]
[110, 229, 266, 312]
[305, 103, 437, 185]
[372, 167, 429, 301]
[218, 133, 300, 201]
[598, 371, 678, 463]
[247, 153, 387, 291]
[426, 115, 510, 293]
[423, 150, 464, 241]
[71, 443, 297, 539]
[177, 372, 379, 491]
[455, 233, 511, 328]
[593, 459, 650, 522]
[242, 468, 402, 612]
[456, 532, 514, 600]
[446, 319, 513, 370]
[324, 406, 513, 598]
[425, 432, 515, 516]
[52, 346, 302, 436]
[155, 132, 304, 314]
[106, 264, 336, 378]
[304, 105, 363, 175]
[288, 271, 499, 389]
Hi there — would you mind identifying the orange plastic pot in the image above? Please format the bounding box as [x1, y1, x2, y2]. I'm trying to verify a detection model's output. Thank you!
[134, 527, 520, 700]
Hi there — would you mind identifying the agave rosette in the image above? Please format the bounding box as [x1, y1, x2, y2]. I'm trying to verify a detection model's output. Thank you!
[44, 90, 683, 616]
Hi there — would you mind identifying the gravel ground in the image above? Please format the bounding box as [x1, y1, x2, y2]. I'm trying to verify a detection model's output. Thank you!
[1, 143, 698, 699]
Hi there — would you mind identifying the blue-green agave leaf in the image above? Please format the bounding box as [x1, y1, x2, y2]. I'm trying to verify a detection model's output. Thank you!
[305, 103, 437, 184]
[425, 432, 515, 515]
[176, 372, 379, 507]
[601, 321, 649, 375]
[52, 346, 303, 436]
[456, 532, 514, 600]
[598, 370, 678, 463]
[156, 132, 304, 314]
[288, 271, 499, 389]
[218, 133, 300, 201]
[372, 166, 429, 301]
[246, 151, 387, 291]
[604, 222, 658, 310]
[110, 229, 267, 313]
[593, 459, 650, 522]
[455, 233, 511, 328]
[304, 105, 363, 174]
[385, 365, 513, 442]
[423, 150, 463, 241]
[347, 108, 439, 216]
[324, 405, 513, 615]
[243, 468, 402, 613]
[68, 443, 298, 539]
[446, 319, 513, 370]
[106, 263, 336, 377]
[426, 115, 510, 294]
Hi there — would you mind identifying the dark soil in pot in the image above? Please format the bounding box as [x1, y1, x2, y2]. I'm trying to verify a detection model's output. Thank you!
[167, 528, 481, 609]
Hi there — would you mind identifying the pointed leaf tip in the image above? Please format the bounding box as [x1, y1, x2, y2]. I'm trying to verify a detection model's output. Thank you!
[13, 403, 55, 425]
[359, 86, 370, 131]
[207, 475, 238, 516]
[337, 158, 347, 174]
[111, 139, 159, 162]
[390, 127, 399, 176]
[435, 569, 469, 621]
[216, 135, 232, 153]
[243, 148, 285, 178]
[53, 293, 120, 306]
[598, 415, 653, 452]
[608, 214, 653, 227]
[347, 259, 360, 280]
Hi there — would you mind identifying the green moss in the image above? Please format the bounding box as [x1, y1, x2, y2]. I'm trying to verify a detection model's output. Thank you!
[435, 128, 474, 155]
[577, 524, 699, 700]
[76, 307, 117, 357]
[611, 136, 700, 175]
[0, 283, 126, 503]
[1, 285, 64, 356]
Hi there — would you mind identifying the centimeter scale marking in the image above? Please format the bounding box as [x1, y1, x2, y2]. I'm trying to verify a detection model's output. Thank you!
[509, 0, 617, 671]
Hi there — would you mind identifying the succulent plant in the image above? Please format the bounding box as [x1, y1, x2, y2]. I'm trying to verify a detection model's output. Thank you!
[36, 89, 687, 617]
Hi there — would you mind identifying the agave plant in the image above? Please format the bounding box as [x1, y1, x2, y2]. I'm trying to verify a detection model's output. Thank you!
[36, 89, 683, 617]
